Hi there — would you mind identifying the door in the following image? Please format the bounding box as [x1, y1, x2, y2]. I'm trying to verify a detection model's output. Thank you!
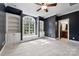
[58, 19, 69, 40]
[40, 20, 44, 37]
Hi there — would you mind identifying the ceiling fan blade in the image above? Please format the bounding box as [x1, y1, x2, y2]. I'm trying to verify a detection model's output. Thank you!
[42, 3, 44, 5]
[35, 3, 42, 5]
[44, 9, 48, 12]
[47, 3, 57, 7]
[37, 8, 41, 11]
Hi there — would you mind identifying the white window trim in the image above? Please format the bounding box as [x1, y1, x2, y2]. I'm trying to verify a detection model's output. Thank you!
[23, 16, 36, 35]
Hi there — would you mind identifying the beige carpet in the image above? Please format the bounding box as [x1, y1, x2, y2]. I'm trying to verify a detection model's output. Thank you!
[1, 38, 79, 56]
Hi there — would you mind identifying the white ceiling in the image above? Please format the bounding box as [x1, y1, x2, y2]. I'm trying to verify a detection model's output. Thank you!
[5, 3, 79, 18]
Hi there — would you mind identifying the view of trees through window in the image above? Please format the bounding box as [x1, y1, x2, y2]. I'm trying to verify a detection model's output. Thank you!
[23, 16, 35, 35]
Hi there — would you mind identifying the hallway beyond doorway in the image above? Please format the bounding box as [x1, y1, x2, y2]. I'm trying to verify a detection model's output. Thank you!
[58, 19, 69, 40]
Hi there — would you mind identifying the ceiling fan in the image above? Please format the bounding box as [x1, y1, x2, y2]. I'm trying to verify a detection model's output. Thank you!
[35, 3, 57, 12]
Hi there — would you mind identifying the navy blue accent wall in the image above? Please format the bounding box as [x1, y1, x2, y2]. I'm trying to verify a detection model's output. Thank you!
[39, 16, 45, 21]
[58, 11, 79, 41]
[20, 13, 23, 40]
[5, 6, 22, 15]
[44, 16, 56, 38]
[0, 3, 6, 51]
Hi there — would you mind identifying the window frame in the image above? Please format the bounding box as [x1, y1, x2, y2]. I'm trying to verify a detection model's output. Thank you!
[23, 16, 35, 35]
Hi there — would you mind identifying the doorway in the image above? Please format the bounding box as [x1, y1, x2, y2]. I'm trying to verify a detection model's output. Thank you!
[58, 19, 69, 40]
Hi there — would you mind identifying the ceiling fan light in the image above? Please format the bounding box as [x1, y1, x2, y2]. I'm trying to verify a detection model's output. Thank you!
[41, 5, 47, 10]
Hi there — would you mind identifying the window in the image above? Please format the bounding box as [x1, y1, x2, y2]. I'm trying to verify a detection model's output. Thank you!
[23, 16, 35, 35]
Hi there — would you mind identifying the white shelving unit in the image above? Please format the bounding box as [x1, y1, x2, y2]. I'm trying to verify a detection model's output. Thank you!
[6, 13, 21, 44]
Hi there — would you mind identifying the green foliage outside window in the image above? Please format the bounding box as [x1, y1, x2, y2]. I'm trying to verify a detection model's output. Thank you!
[23, 16, 35, 35]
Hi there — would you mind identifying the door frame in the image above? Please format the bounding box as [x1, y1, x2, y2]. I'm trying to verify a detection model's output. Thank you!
[58, 18, 69, 40]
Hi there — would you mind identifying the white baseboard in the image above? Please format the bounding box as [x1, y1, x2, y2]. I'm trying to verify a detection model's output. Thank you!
[0, 44, 6, 56]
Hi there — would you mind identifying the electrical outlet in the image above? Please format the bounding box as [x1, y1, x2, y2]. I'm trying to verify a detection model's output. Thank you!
[73, 37, 75, 39]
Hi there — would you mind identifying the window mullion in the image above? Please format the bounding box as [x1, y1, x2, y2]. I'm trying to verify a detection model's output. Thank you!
[29, 20, 30, 35]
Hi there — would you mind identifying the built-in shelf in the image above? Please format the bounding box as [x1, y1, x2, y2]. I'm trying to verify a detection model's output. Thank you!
[5, 10, 21, 44]
[6, 13, 20, 33]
